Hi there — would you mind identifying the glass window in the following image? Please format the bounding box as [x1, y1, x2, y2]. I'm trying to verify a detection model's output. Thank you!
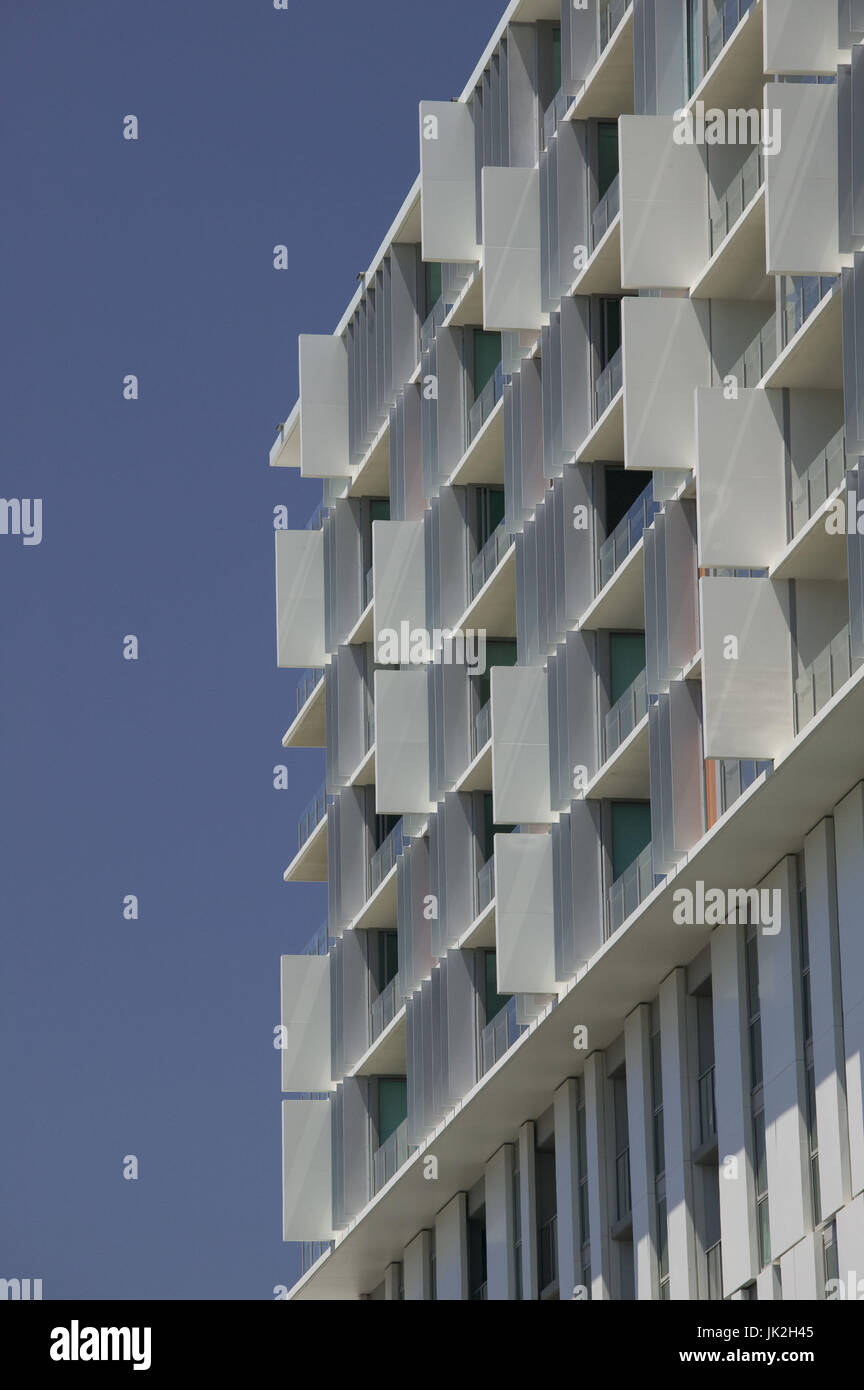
[597, 121, 619, 199]
[379, 931, 398, 989]
[610, 632, 646, 703]
[483, 949, 511, 1024]
[610, 802, 652, 881]
[473, 330, 502, 396]
[377, 1077, 407, 1145]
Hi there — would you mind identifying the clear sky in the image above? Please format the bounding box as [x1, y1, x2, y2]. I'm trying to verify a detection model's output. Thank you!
[0, 0, 504, 1300]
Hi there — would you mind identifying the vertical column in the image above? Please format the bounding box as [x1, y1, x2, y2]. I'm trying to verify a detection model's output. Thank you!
[624, 1006, 656, 1299]
[485, 1143, 517, 1301]
[711, 924, 759, 1294]
[778, 1234, 821, 1300]
[758, 857, 810, 1260]
[553, 1079, 581, 1300]
[384, 1263, 402, 1301]
[434, 1192, 469, 1301]
[403, 1229, 432, 1301]
[584, 1051, 613, 1299]
[833, 783, 864, 1197]
[659, 969, 700, 1298]
[804, 818, 852, 1218]
[518, 1121, 539, 1301]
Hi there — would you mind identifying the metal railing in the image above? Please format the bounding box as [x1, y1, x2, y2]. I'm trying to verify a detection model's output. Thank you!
[706, 1241, 723, 1300]
[600, 0, 628, 53]
[604, 668, 648, 761]
[364, 565, 374, 607]
[371, 974, 401, 1042]
[468, 362, 504, 444]
[471, 521, 511, 599]
[295, 666, 324, 716]
[790, 430, 846, 536]
[298, 781, 328, 850]
[304, 501, 329, 532]
[420, 263, 475, 351]
[709, 146, 763, 253]
[595, 346, 623, 419]
[373, 1119, 409, 1194]
[698, 1065, 717, 1146]
[542, 87, 571, 151]
[591, 173, 621, 249]
[480, 996, 521, 1075]
[795, 625, 859, 733]
[477, 855, 496, 913]
[615, 1148, 632, 1222]
[300, 1241, 331, 1273]
[728, 316, 777, 388]
[303, 923, 330, 957]
[713, 757, 773, 817]
[782, 275, 839, 348]
[370, 818, 405, 894]
[474, 699, 492, 755]
[599, 480, 659, 591]
[538, 1214, 559, 1290]
[608, 842, 655, 934]
[706, 0, 756, 72]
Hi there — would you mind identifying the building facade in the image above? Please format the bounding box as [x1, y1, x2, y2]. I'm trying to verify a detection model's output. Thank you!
[271, 0, 864, 1301]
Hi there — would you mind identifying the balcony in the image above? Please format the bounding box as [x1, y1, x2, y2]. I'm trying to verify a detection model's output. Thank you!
[729, 316, 777, 388]
[790, 430, 846, 538]
[698, 1065, 717, 1146]
[795, 625, 861, 734]
[480, 996, 521, 1076]
[295, 667, 324, 715]
[283, 666, 326, 750]
[705, 0, 756, 73]
[538, 1213, 558, 1294]
[299, 781, 327, 851]
[304, 502, 329, 532]
[591, 174, 621, 251]
[706, 758, 773, 827]
[595, 346, 623, 421]
[608, 842, 656, 934]
[476, 854, 496, 914]
[782, 276, 840, 350]
[370, 818, 405, 895]
[468, 362, 505, 445]
[303, 923, 330, 957]
[471, 521, 512, 601]
[599, 481, 659, 591]
[370, 975, 401, 1044]
[600, 0, 629, 53]
[542, 88, 571, 152]
[709, 146, 763, 255]
[421, 263, 475, 352]
[604, 668, 649, 761]
[373, 1118, 409, 1194]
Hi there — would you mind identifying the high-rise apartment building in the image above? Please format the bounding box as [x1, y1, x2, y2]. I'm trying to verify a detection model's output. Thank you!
[271, 0, 864, 1301]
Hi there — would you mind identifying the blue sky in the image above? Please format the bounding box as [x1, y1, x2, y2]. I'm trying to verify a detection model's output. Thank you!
[0, 0, 503, 1300]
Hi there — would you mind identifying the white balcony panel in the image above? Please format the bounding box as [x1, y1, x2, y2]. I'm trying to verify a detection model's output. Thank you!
[282, 1100, 335, 1242]
[481, 167, 543, 332]
[622, 298, 710, 472]
[374, 669, 434, 815]
[696, 388, 786, 568]
[763, 0, 844, 74]
[280, 955, 332, 1094]
[494, 831, 557, 996]
[372, 520, 426, 655]
[619, 116, 710, 290]
[419, 101, 479, 263]
[764, 83, 840, 276]
[275, 529, 326, 668]
[700, 577, 794, 760]
[298, 335, 350, 477]
[491, 665, 555, 825]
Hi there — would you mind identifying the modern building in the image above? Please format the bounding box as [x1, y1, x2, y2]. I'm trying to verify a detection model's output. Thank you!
[270, 0, 864, 1301]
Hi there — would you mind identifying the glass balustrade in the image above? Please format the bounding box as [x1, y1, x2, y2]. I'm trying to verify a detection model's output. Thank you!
[370, 819, 405, 894]
[468, 362, 504, 444]
[790, 430, 846, 536]
[599, 480, 659, 590]
[604, 668, 649, 760]
[298, 781, 328, 850]
[795, 625, 860, 733]
[591, 173, 620, 250]
[474, 699, 492, 756]
[600, 0, 628, 52]
[471, 521, 511, 599]
[709, 146, 763, 253]
[698, 1065, 717, 1145]
[370, 975, 401, 1042]
[782, 276, 839, 348]
[728, 316, 777, 388]
[295, 666, 325, 716]
[705, 0, 756, 72]
[608, 842, 655, 933]
[480, 996, 521, 1075]
[477, 855, 496, 913]
[372, 1118, 409, 1194]
[595, 346, 623, 419]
